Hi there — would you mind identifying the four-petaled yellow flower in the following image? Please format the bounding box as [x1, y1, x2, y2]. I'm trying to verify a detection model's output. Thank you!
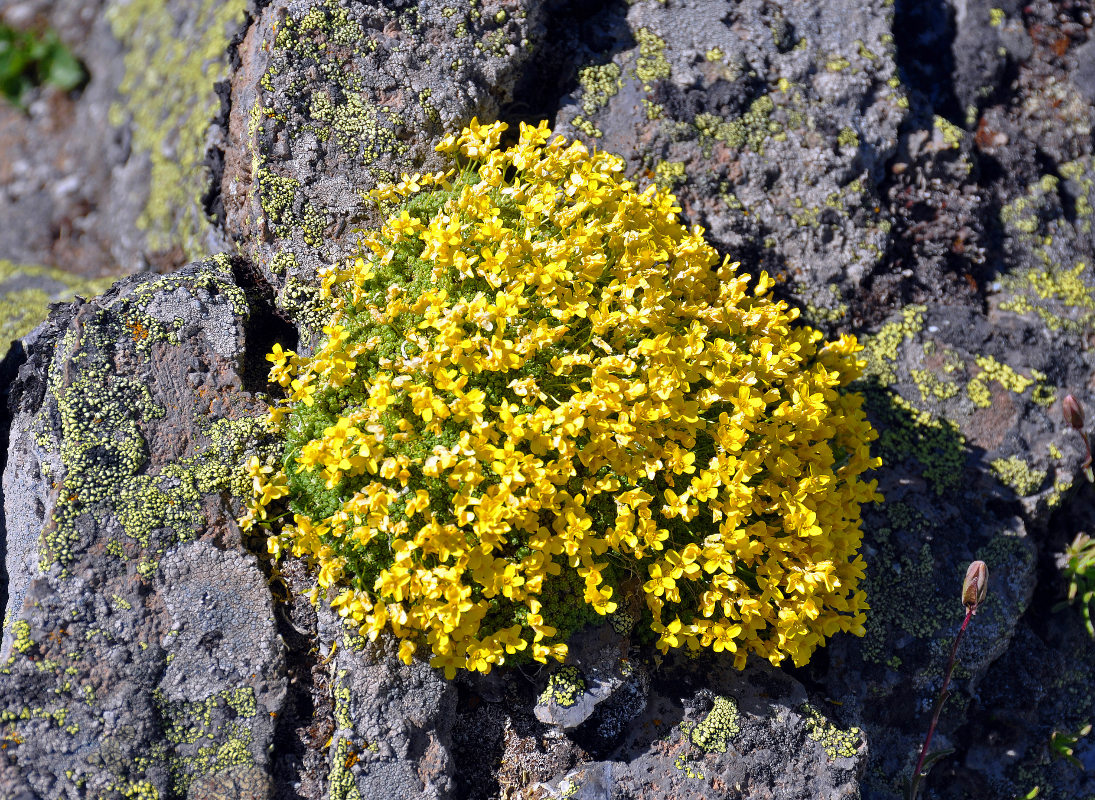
[243, 118, 882, 676]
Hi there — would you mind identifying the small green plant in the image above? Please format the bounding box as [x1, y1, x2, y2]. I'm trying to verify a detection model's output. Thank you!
[0, 24, 85, 108]
[1049, 722, 1091, 769]
[907, 561, 988, 800]
[1054, 532, 1095, 637]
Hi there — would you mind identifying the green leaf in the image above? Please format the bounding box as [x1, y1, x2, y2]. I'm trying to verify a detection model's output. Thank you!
[42, 45, 85, 91]
[906, 748, 955, 800]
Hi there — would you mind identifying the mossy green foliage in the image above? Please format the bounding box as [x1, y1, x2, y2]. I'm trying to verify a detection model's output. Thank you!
[0, 23, 84, 108]
[106, 0, 247, 258]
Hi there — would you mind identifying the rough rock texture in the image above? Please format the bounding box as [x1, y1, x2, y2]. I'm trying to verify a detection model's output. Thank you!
[220, 0, 550, 327]
[550, 0, 904, 318]
[0, 260, 286, 798]
[529, 657, 864, 800]
[1, 0, 1095, 799]
[0, 0, 251, 275]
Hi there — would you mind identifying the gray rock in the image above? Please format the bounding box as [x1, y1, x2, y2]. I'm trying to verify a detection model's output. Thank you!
[221, 0, 550, 329]
[533, 624, 648, 743]
[0, 0, 252, 275]
[552, 0, 903, 318]
[532, 657, 864, 800]
[0, 258, 286, 799]
[325, 606, 458, 800]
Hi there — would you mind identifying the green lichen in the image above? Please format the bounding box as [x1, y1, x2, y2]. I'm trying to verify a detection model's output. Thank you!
[35, 269, 266, 573]
[673, 751, 705, 779]
[910, 369, 960, 402]
[688, 695, 740, 753]
[837, 127, 860, 149]
[872, 390, 966, 496]
[329, 737, 364, 800]
[990, 456, 1047, 496]
[279, 276, 332, 333]
[333, 671, 353, 730]
[1000, 262, 1095, 333]
[694, 95, 777, 155]
[257, 169, 303, 240]
[577, 62, 622, 119]
[861, 305, 925, 385]
[990, 8, 1006, 27]
[11, 621, 33, 655]
[856, 40, 878, 60]
[933, 115, 963, 149]
[634, 28, 671, 89]
[0, 261, 117, 345]
[641, 99, 663, 120]
[539, 665, 585, 708]
[801, 703, 860, 759]
[155, 687, 259, 796]
[654, 160, 686, 189]
[571, 115, 602, 140]
[106, 0, 247, 258]
[862, 534, 949, 665]
[966, 355, 1034, 407]
[609, 610, 635, 635]
[257, 1, 420, 249]
[269, 250, 298, 277]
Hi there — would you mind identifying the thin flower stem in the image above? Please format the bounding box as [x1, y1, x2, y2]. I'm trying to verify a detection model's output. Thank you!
[911, 606, 974, 791]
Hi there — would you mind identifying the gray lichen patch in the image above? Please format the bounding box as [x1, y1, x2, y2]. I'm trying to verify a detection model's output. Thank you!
[157, 542, 283, 704]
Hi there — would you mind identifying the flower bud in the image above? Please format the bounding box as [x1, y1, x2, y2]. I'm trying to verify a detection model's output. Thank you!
[962, 560, 988, 614]
[1064, 394, 1085, 431]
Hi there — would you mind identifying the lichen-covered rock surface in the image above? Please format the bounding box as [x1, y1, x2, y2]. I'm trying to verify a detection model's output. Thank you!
[551, 0, 904, 320]
[221, 0, 550, 328]
[0, 0, 250, 276]
[2, 0, 1095, 799]
[0, 259, 286, 798]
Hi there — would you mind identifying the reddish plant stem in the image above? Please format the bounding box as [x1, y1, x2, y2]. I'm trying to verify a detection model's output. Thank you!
[912, 606, 974, 784]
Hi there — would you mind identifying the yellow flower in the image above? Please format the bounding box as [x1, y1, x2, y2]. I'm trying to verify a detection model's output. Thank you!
[249, 119, 882, 676]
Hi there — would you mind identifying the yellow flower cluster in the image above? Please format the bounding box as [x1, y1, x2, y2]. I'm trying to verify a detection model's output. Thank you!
[243, 119, 882, 677]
